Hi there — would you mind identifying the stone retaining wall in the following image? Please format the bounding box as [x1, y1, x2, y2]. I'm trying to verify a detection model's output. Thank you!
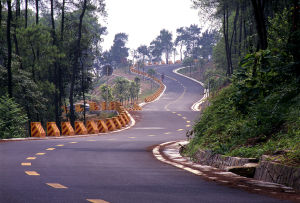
[193, 149, 258, 169]
[192, 149, 299, 190]
[254, 156, 300, 190]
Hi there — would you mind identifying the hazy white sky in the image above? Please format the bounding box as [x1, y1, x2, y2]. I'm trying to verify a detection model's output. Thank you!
[101, 0, 202, 51]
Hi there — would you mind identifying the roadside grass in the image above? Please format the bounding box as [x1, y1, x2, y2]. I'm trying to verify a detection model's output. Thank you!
[138, 85, 159, 103]
[92, 66, 160, 105]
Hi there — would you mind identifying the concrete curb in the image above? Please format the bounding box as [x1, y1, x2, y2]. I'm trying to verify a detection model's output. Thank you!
[153, 140, 299, 198]
[0, 111, 136, 142]
[173, 67, 209, 111]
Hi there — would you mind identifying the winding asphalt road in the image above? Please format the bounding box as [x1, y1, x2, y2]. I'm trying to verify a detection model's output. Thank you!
[0, 65, 287, 203]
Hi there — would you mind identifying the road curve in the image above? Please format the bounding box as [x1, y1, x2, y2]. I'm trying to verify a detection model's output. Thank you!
[0, 65, 286, 203]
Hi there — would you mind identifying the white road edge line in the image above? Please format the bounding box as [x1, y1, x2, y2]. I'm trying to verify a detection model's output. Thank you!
[173, 67, 209, 111]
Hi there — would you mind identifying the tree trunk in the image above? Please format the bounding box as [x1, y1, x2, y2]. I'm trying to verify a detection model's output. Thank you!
[251, 0, 268, 50]
[223, 3, 231, 76]
[25, 0, 28, 28]
[229, 2, 240, 74]
[50, 0, 61, 129]
[238, 2, 243, 57]
[13, 0, 22, 69]
[233, 3, 239, 55]
[35, 0, 40, 62]
[173, 49, 175, 63]
[16, 0, 20, 18]
[0, 1, 2, 28]
[35, 0, 39, 25]
[243, 14, 247, 51]
[180, 44, 183, 61]
[30, 42, 36, 81]
[166, 51, 169, 64]
[59, 0, 65, 114]
[60, 0, 65, 41]
[6, 0, 13, 98]
[70, 0, 87, 128]
[81, 59, 86, 125]
[288, 0, 300, 63]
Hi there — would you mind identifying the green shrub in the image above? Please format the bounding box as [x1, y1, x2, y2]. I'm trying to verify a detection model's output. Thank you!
[0, 95, 28, 139]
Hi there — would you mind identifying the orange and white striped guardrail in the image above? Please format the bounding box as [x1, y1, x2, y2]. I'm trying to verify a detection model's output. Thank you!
[105, 118, 116, 131]
[31, 122, 46, 137]
[129, 66, 166, 106]
[86, 120, 99, 134]
[112, 117, 122, 129]
[61, 122, 75, 136]
[75, 121, 88, 135]
[96, 120, 109, 133]
[46, 122, 60, 137]
[27, 103, 133, 139]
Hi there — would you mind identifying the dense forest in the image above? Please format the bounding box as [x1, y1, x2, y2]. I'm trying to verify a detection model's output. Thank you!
[187, 0, 300, 165]
[0, 0, 107, 137]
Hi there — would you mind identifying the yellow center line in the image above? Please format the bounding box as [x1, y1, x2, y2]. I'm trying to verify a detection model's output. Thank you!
[164, 79, 187, 110]
[46, 148, 55, 151]
[177, 129, 184, 131]
[172, 112, 176, 114]
[70, 142, 78, 144]
[186, 125, 191, 127]
[36, 153, 45, 155]
[25, 171, 40, 176]
[177, 114, 182, 116]
[186, 121, 191, 123]
[164, 132, 171, 135]
[148, 135, 156, 137]
[26, 157, 36, 160]
[21, 162, 31, 166]
[182, 117, 187, 119]
[87, 199, 110, 203]
[46, 183, 68, 189]
[56, 144, 64, 147]
[128, 137, 136, 139]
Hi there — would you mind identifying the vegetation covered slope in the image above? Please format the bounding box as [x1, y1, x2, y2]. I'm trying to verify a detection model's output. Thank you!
[187, 1, 300, 166]
[188, 54, 300, 165]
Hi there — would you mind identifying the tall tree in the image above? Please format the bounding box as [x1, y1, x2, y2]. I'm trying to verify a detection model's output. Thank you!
[251, 0, 268, 50]
[150, 39, 163, 62]
[50, 0, 61, 127]
[110, 33, 129, 67]
[137, 45, 149, 77]
[198, 30, 219, 59]
[156, 29, 173, 64]
[0, 1, 2, 28]
[69, 0, 88, 127]
[137, 45, 149, 64]
[25, 0, 28, 28]
[35, 0, 39, 25]
[175, 27, 187, 61]
[6, 0, 13, 97]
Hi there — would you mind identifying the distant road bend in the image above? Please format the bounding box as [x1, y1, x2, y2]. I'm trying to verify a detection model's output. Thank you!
[0, 64, 286, 203]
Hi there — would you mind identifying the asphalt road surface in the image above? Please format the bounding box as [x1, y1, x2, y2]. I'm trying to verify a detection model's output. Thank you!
[0, 65, 288, 203]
